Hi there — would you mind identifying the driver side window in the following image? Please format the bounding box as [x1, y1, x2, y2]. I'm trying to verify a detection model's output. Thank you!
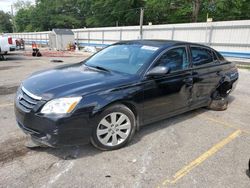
[155, 47, 189, 72]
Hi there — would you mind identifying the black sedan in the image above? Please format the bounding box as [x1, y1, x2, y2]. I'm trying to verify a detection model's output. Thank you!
[14, 40, 238, 150]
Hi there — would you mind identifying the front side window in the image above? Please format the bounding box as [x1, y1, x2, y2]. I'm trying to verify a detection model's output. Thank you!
[191, 46, 213, 66]
[85, 44, 159, 75]
[154, 47, 189, 72]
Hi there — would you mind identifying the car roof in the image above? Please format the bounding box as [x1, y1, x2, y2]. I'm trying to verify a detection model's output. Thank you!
[115, 39, 210, 49]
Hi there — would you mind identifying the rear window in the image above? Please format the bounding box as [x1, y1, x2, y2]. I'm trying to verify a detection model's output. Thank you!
[191, 46, 213, 66]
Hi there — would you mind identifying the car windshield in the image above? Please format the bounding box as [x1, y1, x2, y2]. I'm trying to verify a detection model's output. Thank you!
[85, 44, 159, 75]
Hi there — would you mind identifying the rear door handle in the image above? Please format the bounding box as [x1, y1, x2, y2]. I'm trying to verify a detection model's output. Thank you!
[192, 72, 199, 79]
[216, 71, 222, 76]
[183, 77, 193, 86]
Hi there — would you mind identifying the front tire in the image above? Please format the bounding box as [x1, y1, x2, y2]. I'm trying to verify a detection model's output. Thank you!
[90, 104, 136, 150]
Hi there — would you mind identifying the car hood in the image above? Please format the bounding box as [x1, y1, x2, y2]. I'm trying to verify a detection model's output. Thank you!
[22, 63, 136, 100]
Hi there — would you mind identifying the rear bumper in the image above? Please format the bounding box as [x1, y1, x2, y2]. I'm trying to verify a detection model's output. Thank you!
[15, 102, 94, 147]
[10, 47, 16, 51]
[230, 71, 239, 93]
[231, 79, 238, 92]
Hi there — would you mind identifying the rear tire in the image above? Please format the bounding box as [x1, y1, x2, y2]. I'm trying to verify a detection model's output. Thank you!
[90, 104, 136, 151]
[207, 90, 228, 111]
[208, 97, 228, 111]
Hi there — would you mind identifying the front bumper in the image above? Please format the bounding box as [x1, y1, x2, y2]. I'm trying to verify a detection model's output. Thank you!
[15, 102, 94, 147]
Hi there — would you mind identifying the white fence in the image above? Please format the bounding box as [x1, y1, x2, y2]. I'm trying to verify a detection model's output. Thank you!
[9, 20, 250, 57]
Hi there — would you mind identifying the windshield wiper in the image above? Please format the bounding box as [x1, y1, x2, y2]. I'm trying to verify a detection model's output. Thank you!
[86, 65, 110, 72]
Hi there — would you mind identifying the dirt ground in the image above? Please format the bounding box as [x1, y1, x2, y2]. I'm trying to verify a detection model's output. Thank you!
[0, 51, 249, 188]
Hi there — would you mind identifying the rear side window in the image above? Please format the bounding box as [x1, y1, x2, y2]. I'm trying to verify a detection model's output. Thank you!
[212, 51, 218, 61]
[191, 47, 213, 66]
[215, 51, 225, 61]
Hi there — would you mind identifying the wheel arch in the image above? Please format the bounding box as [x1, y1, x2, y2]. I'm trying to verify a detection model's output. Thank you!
[92, 100, 140, 131]
[217, 81, 233, 97]
[212, 75, 233, 99]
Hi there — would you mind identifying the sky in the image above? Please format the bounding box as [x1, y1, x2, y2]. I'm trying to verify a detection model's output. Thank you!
[0, 0, 35, 13]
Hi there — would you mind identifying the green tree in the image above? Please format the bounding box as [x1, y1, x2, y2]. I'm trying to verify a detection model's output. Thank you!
[14, 7, 36, 32]
[15, 0, 87, 31]
[85, 0, 145, 27]
[35, 0, 82, 30]
[0, 11, 13, 33]
[144, 0, 193, 24]
[13, 0, 32, 10]
[13, 0, 250, 32]
[205, 0, 250, 21]
[14, 0, 36, 32]
[144, 0, 171, 25]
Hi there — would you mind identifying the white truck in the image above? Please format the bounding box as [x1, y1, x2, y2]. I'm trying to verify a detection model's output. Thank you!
[0, 36, 16, 55]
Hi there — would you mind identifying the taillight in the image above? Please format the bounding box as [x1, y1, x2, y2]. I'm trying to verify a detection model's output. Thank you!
[8, 37, 13, 44]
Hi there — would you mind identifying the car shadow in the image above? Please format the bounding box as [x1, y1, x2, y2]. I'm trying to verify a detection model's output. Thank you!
[131, 108, 208, 145]
[36, 107, 208, 160]
[227, 95, 235, 104]
[30, 142, 101, 161]
[246, 169, 250, 178]
[1, 52, 35, 62]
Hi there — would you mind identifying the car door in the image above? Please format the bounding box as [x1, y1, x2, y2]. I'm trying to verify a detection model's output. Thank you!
[189, 45, 223, 107]
[142, 46, 193, 124]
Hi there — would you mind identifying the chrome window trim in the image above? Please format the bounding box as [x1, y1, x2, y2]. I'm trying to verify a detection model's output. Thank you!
[21, 86, 42, 100]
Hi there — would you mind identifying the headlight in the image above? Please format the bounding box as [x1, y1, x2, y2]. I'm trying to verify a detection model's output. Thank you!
[41, 97, 82, 114]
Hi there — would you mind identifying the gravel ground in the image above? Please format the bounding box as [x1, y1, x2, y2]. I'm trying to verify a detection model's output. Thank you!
[0, 52, 249, 188]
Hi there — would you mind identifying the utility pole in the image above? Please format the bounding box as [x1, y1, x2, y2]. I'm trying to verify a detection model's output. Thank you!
[139, 8, 144, 40]
[11, 5, 15, 33]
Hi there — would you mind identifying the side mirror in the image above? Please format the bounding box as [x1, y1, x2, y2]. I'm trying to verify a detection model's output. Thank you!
[146, 66, 169, 77]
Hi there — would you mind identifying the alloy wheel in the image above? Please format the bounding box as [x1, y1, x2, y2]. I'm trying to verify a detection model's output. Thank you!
[96, 112, 131, 147]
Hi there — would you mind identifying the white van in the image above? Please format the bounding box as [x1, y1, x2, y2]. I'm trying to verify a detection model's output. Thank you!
[0, 36, 16, 55]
